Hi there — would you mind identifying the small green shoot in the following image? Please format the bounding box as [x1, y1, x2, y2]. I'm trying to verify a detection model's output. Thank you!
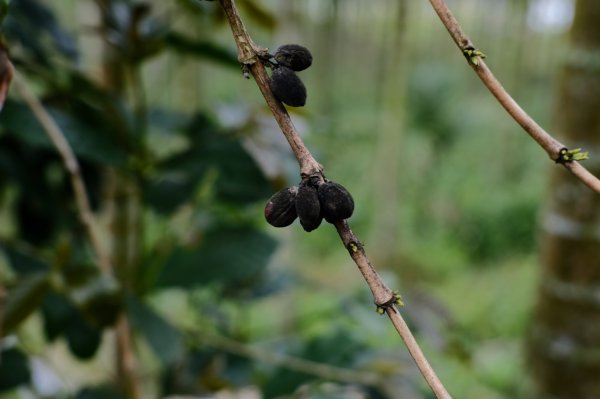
[463, 46, 486, 66]
[555, 147, 590, 164]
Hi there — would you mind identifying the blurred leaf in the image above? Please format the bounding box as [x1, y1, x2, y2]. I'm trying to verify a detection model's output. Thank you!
[212, 143, 272, 204]
[242, 269, 295, 300]
[157, 225, 277, 289]
[0, 100, 51, 147]
[262, 330, 366, 398]
[4, 246, 49, 273]
[162, 349, 252, 395]
[0, 1, 8, 24]
[148, 108, 189, 133]
[1, 100, 128, 166]
[147, 113, 271, 212]
[3, 0, 77, 65]
[0, 136, 87, 245]
[41, 292, 73, 342]
[182, 114, 271, 204]
[65, 308, 102, 359]
[145, 172, 197, 214]
[126, 295, 184, 365]
[165, 32, 238, 67]
[74, 386, 124, 399]
[16, 187, 65, 245]
[0, 347, 30, 391]
[3, 271, 50, 334]
[57, 72, 134, 146]
[100, 2, 167, 64]
[41, 289, 113, 354]
[67, 271, 122, 329]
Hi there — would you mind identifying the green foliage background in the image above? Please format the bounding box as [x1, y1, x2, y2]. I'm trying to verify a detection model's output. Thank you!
[0, 0, 572, 398]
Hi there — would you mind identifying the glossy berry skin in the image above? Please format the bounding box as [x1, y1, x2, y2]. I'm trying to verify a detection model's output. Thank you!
[274, 44, 313, 72]
[317, 181, 354, 223]
[264, 186, 298, 227]
[295, 184, 322, 232]
[270, 66, 307, 107]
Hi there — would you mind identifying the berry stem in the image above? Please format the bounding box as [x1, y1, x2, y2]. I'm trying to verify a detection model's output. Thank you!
[218, 0, 322, 178]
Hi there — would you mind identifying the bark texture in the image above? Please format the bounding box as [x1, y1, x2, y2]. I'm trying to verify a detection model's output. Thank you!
[527, 1, 600, 398]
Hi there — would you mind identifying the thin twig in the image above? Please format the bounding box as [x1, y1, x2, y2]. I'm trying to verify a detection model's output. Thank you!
[218, 0, 322, 179]
[195, 331, 388, 386]
[94, 1, 144, 396]
[428, 0, 600, 195]
[115, 315, 143, 399]
[217, 1, 453, 398]
[11, 73, 112, 274]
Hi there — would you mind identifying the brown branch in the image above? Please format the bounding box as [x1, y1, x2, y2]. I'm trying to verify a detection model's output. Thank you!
[115, 315, 142, 399]
[11, 73, 112, 274]
[428, 0, 600, 195]
[217, 1, 453, 398]
[218, 0, 322, 179]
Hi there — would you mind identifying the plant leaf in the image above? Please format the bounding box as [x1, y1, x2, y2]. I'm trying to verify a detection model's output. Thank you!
[164, 32, 238, 68]
[0, 348, 30, 391]
[157, 225, 277, 289]
[1, 100, 128, 166]
[65, 309, 102, 360]
[4, 246, 49, 274]
[3, 271, 50, 334]
[126, 295, 184, 365]
[41, 292, 73, 342]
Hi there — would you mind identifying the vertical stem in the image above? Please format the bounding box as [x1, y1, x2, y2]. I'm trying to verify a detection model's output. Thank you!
[95, 1, 143, 397]
[115, 314, 142, 399]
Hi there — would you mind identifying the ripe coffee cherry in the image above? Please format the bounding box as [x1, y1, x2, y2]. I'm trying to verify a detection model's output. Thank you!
[295, 184, 322, 232]
[317, 181, 354, 223]
[264, 186, 299, 227]
[270, 66, 307, 107]
[274, 44, 313, 72]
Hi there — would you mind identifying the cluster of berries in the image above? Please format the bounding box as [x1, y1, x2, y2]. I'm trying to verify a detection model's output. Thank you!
[264, 45, 355, 231]
[265, 178, 354, 232]
[269, 44, 312, 107]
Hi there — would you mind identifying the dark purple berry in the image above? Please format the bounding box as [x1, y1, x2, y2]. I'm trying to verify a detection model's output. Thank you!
[295, 184, 322, 232]
[274, 44, 313, 72]
[264, 186, 299, 227]
[270, 66, 307, 107]
[317, 181, 354, 223]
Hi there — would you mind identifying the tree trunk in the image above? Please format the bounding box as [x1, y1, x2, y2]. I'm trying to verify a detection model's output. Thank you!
[527, 1, 600, 398]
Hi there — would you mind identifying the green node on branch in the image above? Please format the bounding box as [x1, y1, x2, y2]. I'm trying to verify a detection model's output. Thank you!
[376, 291, 404, 315]
[463, 46, 486, 66]
[555, 147, 590, 164]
